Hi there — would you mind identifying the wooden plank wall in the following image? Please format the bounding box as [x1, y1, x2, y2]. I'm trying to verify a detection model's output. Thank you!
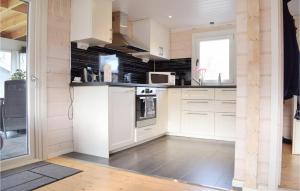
[234, 0, 273, 188]
[47, 0, 73, 158]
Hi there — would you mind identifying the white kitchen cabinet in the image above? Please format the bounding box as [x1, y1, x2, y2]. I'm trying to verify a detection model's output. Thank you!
[168, 89, 182, 134]
[182, 88, 214, 100]
[168, 88, 236, 141]
[181, 111, 214, 137]
[71, 0, 112, 46]
[215, 113, 236, 140]
[109, 87, 135, 151]
[73, 86, 135, 158]
[155, 88, 168, 135]
[131, 19, 170, 60]
[135, 125, 156, 142]
[215, 88, 236, 101]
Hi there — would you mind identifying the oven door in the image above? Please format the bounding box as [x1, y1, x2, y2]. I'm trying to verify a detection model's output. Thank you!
[136, 95, 157, 127]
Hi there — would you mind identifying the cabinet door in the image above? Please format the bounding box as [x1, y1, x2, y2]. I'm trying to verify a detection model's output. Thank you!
[156, 89, 168, 135]
[168, 89, 182, 133]
[181, 111, 214, 136]
[92, 0, 112, 44]
[215, 113, 236, 139]
[109, 87, 135, 151]
[71, 0, 112, 45]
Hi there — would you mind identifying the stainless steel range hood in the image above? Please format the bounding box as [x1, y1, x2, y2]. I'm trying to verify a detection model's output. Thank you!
[105, 12, 149, 53]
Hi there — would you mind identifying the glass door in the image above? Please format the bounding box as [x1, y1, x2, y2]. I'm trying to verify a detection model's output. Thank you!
[0, 0, 34, 163]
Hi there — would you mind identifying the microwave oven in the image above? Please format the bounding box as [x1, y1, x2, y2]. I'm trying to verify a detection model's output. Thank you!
[147, 72, 176, 85]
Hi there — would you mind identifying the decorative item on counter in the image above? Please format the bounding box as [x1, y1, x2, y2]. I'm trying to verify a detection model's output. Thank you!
[194, 67, 207, 86]
[103, 64, 112, 82]
[72, 77, 82, 83]
[83, 67, 94, 82]
[124, 73, 132, 83]
[218, 73, 222, 85]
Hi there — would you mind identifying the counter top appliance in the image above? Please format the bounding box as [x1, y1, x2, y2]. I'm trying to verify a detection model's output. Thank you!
[147, 72, 176, 85]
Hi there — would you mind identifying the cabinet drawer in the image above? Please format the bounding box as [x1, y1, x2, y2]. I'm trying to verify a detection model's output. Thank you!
[215, 112, 236, 138]
[181, 111, 214, 136]
[215, 88, 236, 101]
[182, 100, 214, 112]
[135, 126, 155, 142]
[182, 89, 214, 100]
[214, 101, 236, 112]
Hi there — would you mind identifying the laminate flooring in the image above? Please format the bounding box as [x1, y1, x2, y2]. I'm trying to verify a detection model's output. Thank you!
[36, 157, 221, 191]
[280, 143, 300, 190]
[64, 136, 235, 190]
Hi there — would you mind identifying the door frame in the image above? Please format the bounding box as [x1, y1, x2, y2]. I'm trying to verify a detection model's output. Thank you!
[269, 0, 284, 189]
[0, 0, 48, 171]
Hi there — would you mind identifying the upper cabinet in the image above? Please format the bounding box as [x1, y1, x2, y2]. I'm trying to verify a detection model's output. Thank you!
[131, 19, 170, 60]
[71, 0, 112, 47]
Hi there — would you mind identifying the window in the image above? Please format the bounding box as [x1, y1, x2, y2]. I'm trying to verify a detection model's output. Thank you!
[193, 32, 235, 85]
[0, 51, 12, 72]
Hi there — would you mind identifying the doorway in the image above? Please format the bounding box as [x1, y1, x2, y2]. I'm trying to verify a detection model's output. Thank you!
[279, 0, 300, 190]
[0, 0, 35, 165]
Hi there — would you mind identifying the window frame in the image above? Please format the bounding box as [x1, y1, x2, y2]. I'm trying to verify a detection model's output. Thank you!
[192, 30, 236, 85]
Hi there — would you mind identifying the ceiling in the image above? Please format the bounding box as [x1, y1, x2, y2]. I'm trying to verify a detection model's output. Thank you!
[0, 0, 28, 41]
[289, 0, 299, 16]
[112, 0, 236, 30]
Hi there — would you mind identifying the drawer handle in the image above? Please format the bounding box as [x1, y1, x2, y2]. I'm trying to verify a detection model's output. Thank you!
[186, 90, 209, 92]
[144, 128, 152, 131]
[221, 102, 236, 104]
[187, 101, 209, 104]
[221, 90, 236, 92]
[187, 113, 208, 116]
[221, 114, 236, 117]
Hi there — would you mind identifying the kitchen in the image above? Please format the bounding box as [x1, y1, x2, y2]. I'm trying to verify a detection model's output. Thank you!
[68, 0, 236, 190]
[1, 0, 298, 191]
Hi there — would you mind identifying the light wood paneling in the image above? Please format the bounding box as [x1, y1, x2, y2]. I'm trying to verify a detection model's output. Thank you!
[36, 157, 220, 191]
[47, 0, 73, 158]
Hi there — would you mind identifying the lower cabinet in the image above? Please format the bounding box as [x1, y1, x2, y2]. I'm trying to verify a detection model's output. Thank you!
[167, 89, 181, 133]
[215, 112, 235, 139]
[109, 87, 135, 151]
[135, 125, 156, 142]
[168, 88, 236, 141]
[156, 88, 168, 135]
[181, 111, 214, 137]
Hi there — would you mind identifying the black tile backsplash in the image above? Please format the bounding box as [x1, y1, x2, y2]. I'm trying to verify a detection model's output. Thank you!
[71, 42, 191, 85]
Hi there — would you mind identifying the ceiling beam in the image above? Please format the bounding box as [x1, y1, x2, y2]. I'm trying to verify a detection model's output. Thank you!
[4, 25, 27, 39]
[0, 0, 25, 15]
[0, 13, 27, 32]
[0, 0, 23, 9]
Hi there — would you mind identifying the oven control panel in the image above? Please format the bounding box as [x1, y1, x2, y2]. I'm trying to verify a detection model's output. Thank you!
[136, 87, 157, 96]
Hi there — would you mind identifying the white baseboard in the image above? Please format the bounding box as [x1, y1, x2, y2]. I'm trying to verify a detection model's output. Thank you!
[232, 179, 244, 188]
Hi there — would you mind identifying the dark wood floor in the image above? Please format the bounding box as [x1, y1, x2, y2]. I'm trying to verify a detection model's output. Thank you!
[64, 136, 235, 190]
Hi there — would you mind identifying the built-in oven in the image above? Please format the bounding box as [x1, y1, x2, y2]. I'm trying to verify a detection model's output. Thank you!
[135, 87, 157, 128]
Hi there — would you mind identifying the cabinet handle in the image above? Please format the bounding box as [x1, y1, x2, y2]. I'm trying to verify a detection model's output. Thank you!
[187, 101, 209, 104]
[187, 113, 208, 116]
[144, 128, 152, 131]
[221, 114, 236, 117]
[221, 89, 235, 92]
[221, 101, 236, 104]
[186, 89, 209, 92]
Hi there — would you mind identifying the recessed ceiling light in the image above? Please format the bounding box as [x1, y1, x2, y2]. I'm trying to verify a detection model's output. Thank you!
[168, 15, 172, 19]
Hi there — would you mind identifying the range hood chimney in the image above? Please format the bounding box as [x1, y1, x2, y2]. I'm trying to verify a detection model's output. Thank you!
[105, 12, 149, 53]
